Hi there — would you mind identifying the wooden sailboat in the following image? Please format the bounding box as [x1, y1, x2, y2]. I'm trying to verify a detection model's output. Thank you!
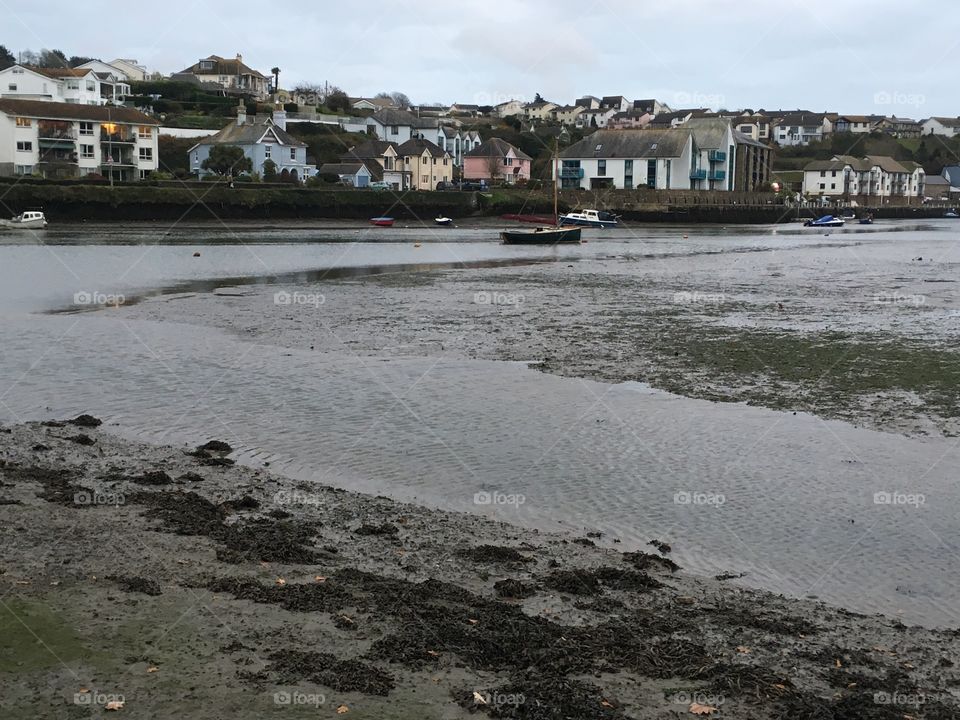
[500, 142, 582, 245]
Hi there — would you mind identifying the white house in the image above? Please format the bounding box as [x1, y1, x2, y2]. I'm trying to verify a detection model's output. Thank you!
[833, 115, 876, 134]
[175, 55, 270, 100]
[575, 107, 618, 129]
[341, 140, 408, 189]
[317, 162, 373, 187]
[802, 155, 925, 201]
[0, 65, 126, 106]
[493, 100, 525, 118]
[921, 117, 960, 137]
[0, 98, 159, 180]
[686, 117, 737, 191]
[367, 108, 438, 143]
[772, 112, 831, 146]
[557, 128, 695, 190]
[574, 95, 601, 110]
[552, 105, 585, 126]
[523, 101, 558, 122]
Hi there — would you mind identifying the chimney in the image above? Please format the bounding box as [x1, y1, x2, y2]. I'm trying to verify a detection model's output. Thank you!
[273, 104, 286, 131]
[237, 100, 247, 126]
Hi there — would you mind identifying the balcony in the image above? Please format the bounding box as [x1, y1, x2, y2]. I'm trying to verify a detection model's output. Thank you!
[690, 168, 707, 180]
[708, 150, 726, 162]
[100, 132, 136, 144]
[560, 167, 584, 178]
[708, 170, 726, 181]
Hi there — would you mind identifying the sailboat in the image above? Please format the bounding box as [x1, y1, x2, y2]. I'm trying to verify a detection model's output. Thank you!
[500, 142, 582, 245]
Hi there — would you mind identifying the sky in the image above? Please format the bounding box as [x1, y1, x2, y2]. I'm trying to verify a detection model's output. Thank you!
[5, 0, 958, 117]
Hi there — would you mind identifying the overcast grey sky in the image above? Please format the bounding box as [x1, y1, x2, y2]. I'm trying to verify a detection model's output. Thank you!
[7, 0, 958, 116]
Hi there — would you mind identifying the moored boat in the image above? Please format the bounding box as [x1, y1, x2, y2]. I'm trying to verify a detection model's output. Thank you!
[500, 226, 582, 244]
[803, 215, 845, 228]
[369, 216, 395, 227]
[435, 217, 453, 226]
[559, 209, 620, 228]
[0, 210, 47, 229]
[944, 209, 959, 218]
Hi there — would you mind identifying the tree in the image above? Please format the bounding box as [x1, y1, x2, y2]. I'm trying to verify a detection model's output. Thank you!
[0, 45, 14, 70]
[17, 49, 39, 66]
[389, 91, 411, 109]
[158, 135, 196, 176]
[69, 55, 97, 68]
[534, 92, 544, 103]
[271, 67, 280, 94]
[38, 48, 67, 68]
[326, 88, 351, 113]
[262, 158, 278, 182]
[201, 145, 252, 176]
[485, 153, 502, 183]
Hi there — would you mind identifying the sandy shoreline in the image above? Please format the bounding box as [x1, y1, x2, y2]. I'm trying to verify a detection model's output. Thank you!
[2, 418, 959, 719]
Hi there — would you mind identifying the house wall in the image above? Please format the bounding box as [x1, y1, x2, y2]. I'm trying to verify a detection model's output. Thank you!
[401, 152, 451, 190]
[463, 153, 531, 183]
[370, 120, 414, 143]
[921, 119, 958, 137]
[557, 153, 692, 191]
[0, 67, 63, 102]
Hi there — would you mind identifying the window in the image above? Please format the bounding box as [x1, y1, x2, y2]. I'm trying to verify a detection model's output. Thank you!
[67, 80, 79, 90]
[138, 147, 152, 160]
[79, 122, 93, 135]
[830, 183, 836, 190]
[15, 117, 30, 127]
[16, 141, 32, 152]
[14, 165, 32, 175]
[597, 159, 606, 176]
[289, 148, 296, 160]
[624, 159, 633, 190]
[421, 175, 428, 185]
[647, 159, 656, 188]
[443, 158, 448, 166]
[138, 126, 151, 139]
[820, 171, 825, 177]
[12, 67, 23, 74]
[86, 81, 95, 91]
[391, 126, 399, 136]
[264, 145, 271, 159]
[200, 60, 214, 70]
[139, 169, 151, 180]
[192, 152, 199, 166]
[80, 144, 94, 159]
[819, 183, 825, 190]
[7, 84, 15, 91]
[831, 170, 837, 177]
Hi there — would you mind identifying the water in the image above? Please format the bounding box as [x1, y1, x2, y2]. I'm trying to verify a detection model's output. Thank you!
[1, 220, 958, 627]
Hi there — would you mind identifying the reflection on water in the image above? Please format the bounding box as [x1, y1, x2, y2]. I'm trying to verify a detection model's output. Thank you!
[1, 222, 958, 628]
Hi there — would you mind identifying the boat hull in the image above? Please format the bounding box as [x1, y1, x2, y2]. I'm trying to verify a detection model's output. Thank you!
[369, 217, 395, 227]
[500, 227, 582, 245]
[0, 219, 46, 229]
[434, 218, 453, 226]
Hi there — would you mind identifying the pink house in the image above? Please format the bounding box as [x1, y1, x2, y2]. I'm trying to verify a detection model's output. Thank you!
[463, 137, 532, 184]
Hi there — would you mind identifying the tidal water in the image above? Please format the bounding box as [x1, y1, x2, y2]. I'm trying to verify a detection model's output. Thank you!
[1, 220, 957, 627]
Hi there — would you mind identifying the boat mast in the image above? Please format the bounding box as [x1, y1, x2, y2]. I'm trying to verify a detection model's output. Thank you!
[553, 138, 559, 226]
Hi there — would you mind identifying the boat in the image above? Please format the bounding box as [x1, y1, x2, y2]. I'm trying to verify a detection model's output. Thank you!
[840, 212, 856, 220]
[369, 217, 394, 227]
[0, 210, 47, 229]
[500, 226, 582, 244]
[500, 141, 582, 245]
[859, 213, 875, 225]
[803, 215, 845, 228]
[558, 209, 620, 228]
[944, 209, 959, 218]
[434, 217, 453, 226]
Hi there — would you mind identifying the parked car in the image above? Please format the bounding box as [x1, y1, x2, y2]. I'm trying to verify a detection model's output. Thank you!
[369, 181, 393, 190]
[459, 181, 485, 191]
[436, 181, 458, 191]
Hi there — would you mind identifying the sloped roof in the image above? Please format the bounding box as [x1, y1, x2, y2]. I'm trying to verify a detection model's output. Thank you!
[370, 108, 438, 129]
[395, 138, 447, 157]
[319, 163, 369, 176]
[465, 137, 532, 161]
[180, 55, 266, 78]
[26, 66, 93, 79]
[0, 98, 157, 124]
[341, 139, 398, 160]
[923, 174, 950, 186]
[193, 118, 305, 147]
[685, 117, 733, 149]
[865, 155, 910, 173]
[560, 128, 691, 159]
[804, 160, 850, 171]
[929, 117, 960, 127]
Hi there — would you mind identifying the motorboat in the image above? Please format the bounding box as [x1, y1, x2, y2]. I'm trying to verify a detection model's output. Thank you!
[558, 208, 620, 228]
[803, 215, 845, 228]
[434, 217, 453, 226]
[0, 210, 47, 229]
[369, 217, 395, 227]
[944, 209, 959, 218]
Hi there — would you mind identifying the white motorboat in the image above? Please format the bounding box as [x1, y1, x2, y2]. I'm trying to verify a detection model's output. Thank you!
[0, 211, 48, 229]
[558, 208, 620, 228]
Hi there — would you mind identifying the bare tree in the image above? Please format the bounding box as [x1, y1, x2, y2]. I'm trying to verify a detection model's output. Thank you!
[377, 91, 410, 109]
[485, 153, 502, 183]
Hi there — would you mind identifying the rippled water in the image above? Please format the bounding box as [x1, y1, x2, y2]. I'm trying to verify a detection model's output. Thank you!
[1, 221, 958, 627]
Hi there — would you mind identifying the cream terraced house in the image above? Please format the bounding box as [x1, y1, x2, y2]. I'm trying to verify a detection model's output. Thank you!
[0, 99, 159, 181]
[0, 65, 129, 106]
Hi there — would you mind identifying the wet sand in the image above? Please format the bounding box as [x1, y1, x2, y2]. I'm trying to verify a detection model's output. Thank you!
[3, 419, 959, 719]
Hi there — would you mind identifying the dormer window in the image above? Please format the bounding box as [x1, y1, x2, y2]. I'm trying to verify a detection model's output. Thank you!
[200, 60, 214, 70]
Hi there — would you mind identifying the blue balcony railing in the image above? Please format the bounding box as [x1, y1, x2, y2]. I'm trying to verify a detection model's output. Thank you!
[708, 170, 726, 181]
[560, 167, 584, 178]
[708, 150, 726, 162]
[690, 168, 707, 180]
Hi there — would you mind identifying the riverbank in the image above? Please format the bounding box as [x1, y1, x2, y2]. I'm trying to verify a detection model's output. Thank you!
[2, 419, 958, 720]
[2, 181, 952, 223]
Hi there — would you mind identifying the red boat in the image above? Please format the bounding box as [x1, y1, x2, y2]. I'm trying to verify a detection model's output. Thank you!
[369, 217, 395, 227]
